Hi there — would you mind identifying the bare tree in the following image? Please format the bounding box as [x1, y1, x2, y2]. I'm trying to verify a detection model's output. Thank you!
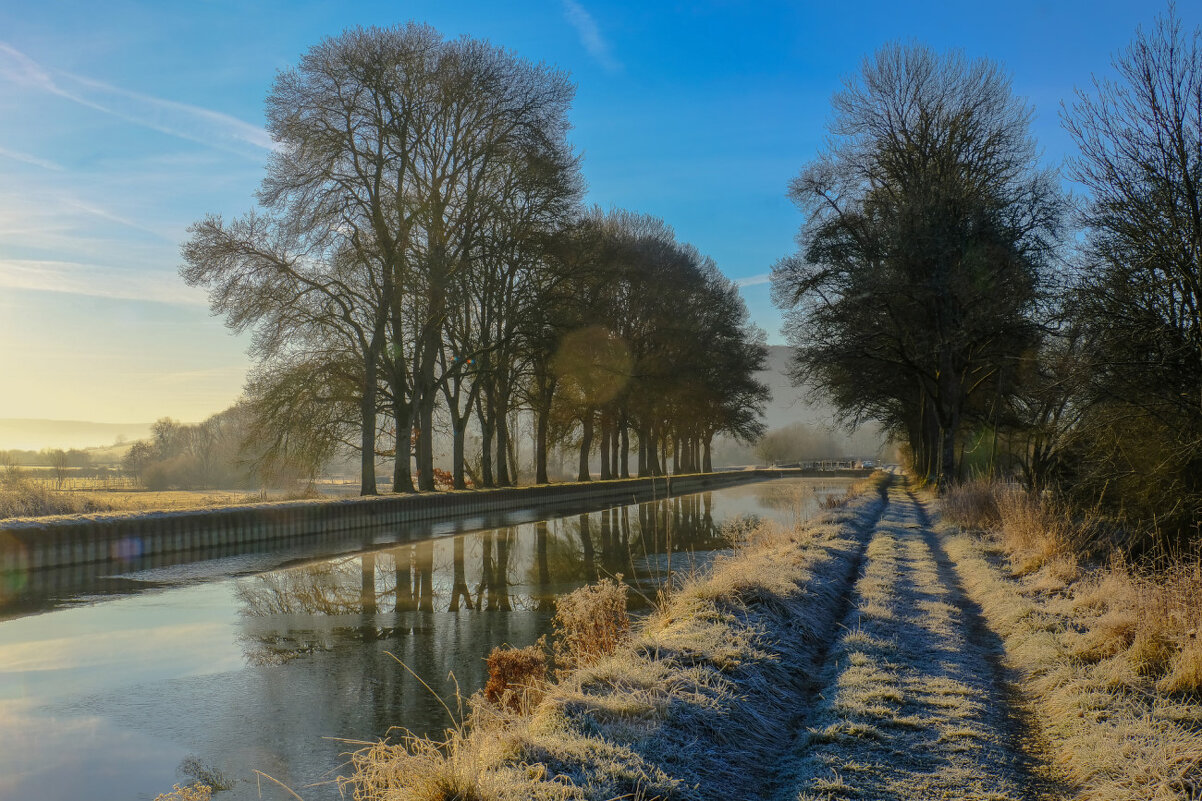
[1062, 9, 1202, 537]
[773, 43, 1065, 484]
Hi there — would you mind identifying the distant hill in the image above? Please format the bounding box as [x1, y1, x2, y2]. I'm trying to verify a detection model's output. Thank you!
[711, 345, 891, 465]
[0, 419, 153, 451]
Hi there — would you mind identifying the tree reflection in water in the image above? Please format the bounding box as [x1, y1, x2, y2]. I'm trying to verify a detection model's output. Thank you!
[233, 494, 731, 665]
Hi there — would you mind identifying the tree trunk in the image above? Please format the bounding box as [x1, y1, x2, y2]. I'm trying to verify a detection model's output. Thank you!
[647, 424, 661, 475]
[478, 394, 495, 488]
[496, 399, 512, 486]
[619, 418, 629, 478]
[535, 405, 550, 484]
[610, 425, 620, 477]
[599, 414, 612, 480]
[637, 428, 648, 477]
[359, 366, 378, 496]
[703, 434, 713, 473]
[416, 396, 435, 491]
[578, 410, 594, 482]
[452, 417, 467, 489]
[392, 398, 414, 493]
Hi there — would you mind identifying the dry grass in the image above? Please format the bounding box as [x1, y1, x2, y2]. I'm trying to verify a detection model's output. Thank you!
[0, 479, 335, 521]
[0, 478, 116, 519]
[940, 478, 1002, 530]
[1068, 555, 1202, 694]
[342, 476, 889, 801]
[552, 580, 630, 674]
[942, 480, 1090, 576]
[153, 784, 212, 801]
[942, 479, 1202, 696]
[940, 515, 1202, 800]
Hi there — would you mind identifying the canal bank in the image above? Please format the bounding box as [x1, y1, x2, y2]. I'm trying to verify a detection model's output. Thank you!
[0, 469, 867, 574]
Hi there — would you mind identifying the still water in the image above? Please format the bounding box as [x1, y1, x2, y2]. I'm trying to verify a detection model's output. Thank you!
[0, 477, 848, 801]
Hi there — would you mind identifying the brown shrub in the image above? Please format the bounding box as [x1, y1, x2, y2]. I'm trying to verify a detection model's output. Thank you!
[153, 785, 212, 801]
[820, 492, 845, 509]
[994, 490, 1094, 575]
[484, 639, 548, 713]
[941, 478, 1002, 530]
[552, 579, 629, 673]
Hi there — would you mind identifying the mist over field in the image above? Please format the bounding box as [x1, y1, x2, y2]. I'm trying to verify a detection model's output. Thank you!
[0, 418, 152, 451]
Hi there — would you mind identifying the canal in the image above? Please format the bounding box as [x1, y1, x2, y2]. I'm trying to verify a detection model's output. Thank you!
[0, 476, 849, 800]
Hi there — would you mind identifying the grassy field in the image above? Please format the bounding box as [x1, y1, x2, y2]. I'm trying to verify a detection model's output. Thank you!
[0, 475, 358, 520]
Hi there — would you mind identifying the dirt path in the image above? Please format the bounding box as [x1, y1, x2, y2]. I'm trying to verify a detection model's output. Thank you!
[771, 479, 1060, 801]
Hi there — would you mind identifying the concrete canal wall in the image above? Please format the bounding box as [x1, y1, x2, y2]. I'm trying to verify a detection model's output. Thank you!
[0, 469, 867, 574]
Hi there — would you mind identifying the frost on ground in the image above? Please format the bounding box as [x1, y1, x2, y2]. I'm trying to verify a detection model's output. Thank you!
[346, 477, 889, 801]
[943, 523, 1202, 800]
[773, 483, 1048, 801]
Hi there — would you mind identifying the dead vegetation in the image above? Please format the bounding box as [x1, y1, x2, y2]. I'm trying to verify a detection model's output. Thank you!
[0, 475, 115, 518]
[340, 476, 888, 801]
[552, 580, 630, 674]
[939, 480, 1202, 799]
[485, 639, 550, 714]
[153, 784, 212, 801]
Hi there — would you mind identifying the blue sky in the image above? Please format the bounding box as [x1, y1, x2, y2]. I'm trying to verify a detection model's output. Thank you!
[0, 0, 1194, 422]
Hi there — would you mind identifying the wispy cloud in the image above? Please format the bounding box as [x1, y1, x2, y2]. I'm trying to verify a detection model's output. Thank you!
[562, 0, 621, 73]
[0, 43, 275, 155]
[0, 259, 207, 306]
[59, 195, 174, 241]
[0, 145, 63, 171]
[735, 273, 772, 288]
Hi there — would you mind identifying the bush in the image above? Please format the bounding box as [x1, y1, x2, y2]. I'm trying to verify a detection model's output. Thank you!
[552, 579, 629, 673]
[941, 478, 1002, 530]
[484, 638, 548, 713]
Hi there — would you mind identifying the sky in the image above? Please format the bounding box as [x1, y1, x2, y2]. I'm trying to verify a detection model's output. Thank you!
[0, 0, 1196, 424]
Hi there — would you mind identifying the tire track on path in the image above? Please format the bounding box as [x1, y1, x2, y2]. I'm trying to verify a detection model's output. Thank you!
[771, 479, 1058, 800]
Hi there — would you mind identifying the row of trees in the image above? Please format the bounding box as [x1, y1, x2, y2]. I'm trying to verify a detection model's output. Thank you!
[182, 24, 767, 496]
[773, 11, 1202, 544]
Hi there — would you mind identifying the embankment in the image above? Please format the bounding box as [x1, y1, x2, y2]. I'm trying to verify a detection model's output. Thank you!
[343, 473, 889, 800]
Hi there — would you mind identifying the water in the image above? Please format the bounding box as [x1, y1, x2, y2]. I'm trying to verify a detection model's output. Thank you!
[0, 477, 849, 800]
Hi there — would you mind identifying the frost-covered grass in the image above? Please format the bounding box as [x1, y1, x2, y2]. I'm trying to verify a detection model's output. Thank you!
[0, 477, 115, 518]
[942, 519, 1202, 799]
[341, 476, 889, 801]
[777, 483, 1034, 801]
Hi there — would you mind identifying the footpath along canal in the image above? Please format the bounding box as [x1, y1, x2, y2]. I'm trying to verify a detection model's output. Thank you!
[0, 476, 852, 801]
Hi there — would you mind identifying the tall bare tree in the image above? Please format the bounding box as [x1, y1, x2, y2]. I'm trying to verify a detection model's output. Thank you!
[1062, 10, 1202, 538]
[773, 43, 1065, 484]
